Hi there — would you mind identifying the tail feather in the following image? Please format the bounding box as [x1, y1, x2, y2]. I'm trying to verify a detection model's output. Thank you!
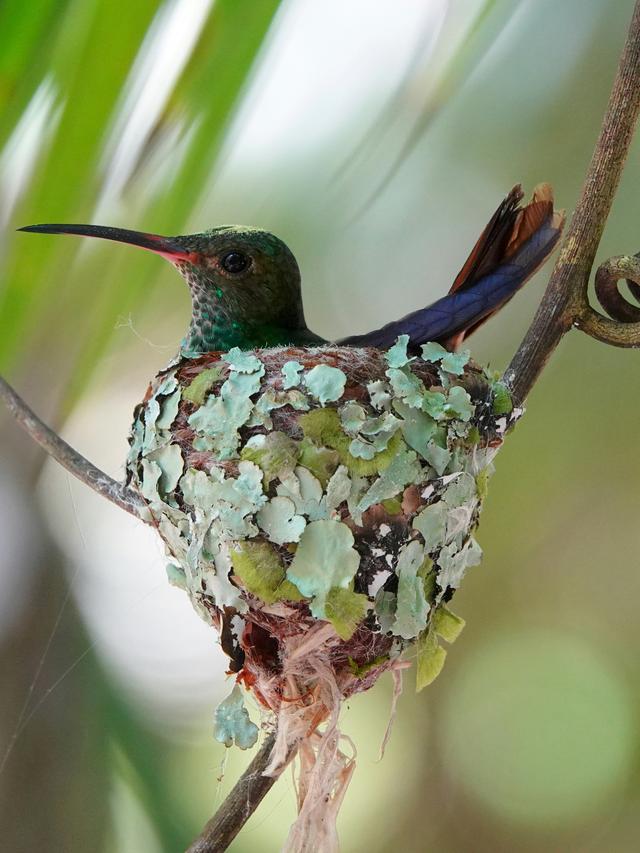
[339, 184, 564, 352]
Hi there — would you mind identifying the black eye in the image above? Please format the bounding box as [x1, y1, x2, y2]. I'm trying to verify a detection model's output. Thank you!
[221, 250, 250, 274]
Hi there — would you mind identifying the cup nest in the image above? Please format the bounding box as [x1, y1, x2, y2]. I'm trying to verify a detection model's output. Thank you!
[126, 338, 519, 849]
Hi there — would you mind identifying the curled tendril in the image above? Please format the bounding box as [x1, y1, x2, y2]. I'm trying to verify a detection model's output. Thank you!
[595, 254, 640, 321]
[575, 254, 640, 347]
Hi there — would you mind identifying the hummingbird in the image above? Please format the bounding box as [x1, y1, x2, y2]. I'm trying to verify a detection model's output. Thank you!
[19, 184, 564, 355]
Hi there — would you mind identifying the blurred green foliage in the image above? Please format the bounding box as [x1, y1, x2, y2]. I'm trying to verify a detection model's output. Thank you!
[1, 1, 640, 852]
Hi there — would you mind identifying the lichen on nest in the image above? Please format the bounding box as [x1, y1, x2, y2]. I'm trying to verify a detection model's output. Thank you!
[126, 336, 520, 847]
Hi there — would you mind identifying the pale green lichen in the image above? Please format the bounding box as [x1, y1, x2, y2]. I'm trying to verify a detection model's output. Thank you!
[241, 432, 300, 486]
[420, 342, 448, 363]
[276, 467, 326, 521]
[441, 349, 470, 376]
[390, 541, 430, 640]
[188, 366, 263, 459]
[385, 334, 413, 368]
[257, 496, 306, 545]
[281, 360, 304, 389]
[148, 443, 184, 495]
[304, 364, 347, 405]
[445, 386, 475, 421]
[222, 347, 263, 373]
[340, 401, 367, 434]
[385, 367, 425, 408]
[367, 380, 391, 410]
[213, 684, 259, 749]
[357, 447, 422, 513]
[413, 502, 448, 551]
[156, 389, 181, 430]
[287, 520, 360, 617]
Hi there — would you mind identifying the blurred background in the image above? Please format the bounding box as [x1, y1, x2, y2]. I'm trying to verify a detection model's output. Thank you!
[1, 0, 639, 850]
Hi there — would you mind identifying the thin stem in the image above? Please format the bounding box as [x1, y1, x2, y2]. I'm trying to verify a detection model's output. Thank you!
[185, 733, 296, 853]
[504, 0, 640, 403]
[0, 375, 148, 522]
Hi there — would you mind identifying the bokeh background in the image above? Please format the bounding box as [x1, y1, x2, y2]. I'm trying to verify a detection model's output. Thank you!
[1, 0, 639, 850]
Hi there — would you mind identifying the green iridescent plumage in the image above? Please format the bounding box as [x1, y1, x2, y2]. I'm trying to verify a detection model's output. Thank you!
[171, 226, 323, 353]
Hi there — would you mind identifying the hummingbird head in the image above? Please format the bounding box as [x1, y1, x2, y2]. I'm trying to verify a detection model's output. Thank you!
[18, 222, 307, 353]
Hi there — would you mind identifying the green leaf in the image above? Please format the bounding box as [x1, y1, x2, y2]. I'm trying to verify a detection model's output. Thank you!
[416, 628, 447, 692]
[432, 605, 466, 643]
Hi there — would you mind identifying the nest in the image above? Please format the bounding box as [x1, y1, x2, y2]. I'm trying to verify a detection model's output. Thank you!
[126, 340, 519, 850]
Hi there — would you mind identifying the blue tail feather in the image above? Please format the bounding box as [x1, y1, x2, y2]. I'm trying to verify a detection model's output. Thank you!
[338, 197, 563, 351]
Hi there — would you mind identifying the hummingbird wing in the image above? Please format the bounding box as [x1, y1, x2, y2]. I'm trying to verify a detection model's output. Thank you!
[338, 184, 565, 352]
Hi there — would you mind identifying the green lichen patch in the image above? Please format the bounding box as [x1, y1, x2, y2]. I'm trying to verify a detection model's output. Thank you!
[188, 366, 263, 459]
[324, 586, 369, 640]
[300, 408, 406, 478]
[491, 380, 513, 415]
[340, 401, 367, 434]
[297, 439, 340, 487]
[357, 447, 422, 513]
[413, 502, 448, 551]
[148, 443, 184, 495]
[277, 467, 325, 520]
[386, 367, 425, 408]
[393, 399, 437, 458]
[182, 366, 225, 406]
[213, 684, 259, 749]
[231, 540, 304, 604]
[241, 432, 300, 486]
[446, 386, 475, 421]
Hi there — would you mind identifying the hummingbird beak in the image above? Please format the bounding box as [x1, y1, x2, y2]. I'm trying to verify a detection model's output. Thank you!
[17, 223, 198, 264]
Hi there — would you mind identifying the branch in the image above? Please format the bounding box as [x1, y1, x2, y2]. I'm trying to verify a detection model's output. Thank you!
[185, 733, 296, 853]
[0, 375, 148, 522]
[504, 0, 640, 403]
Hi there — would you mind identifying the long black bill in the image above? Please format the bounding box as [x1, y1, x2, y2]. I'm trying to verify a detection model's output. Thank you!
[17, 223, 196, 262]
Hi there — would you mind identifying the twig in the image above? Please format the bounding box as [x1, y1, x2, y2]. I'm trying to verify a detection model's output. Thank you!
[0, 375, 148, 522]
[504, 0, 640, 403]
[185, 733, 296, 853]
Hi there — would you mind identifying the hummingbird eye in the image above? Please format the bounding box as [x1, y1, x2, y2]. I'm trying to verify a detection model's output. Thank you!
[220, 250, 250, 274]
